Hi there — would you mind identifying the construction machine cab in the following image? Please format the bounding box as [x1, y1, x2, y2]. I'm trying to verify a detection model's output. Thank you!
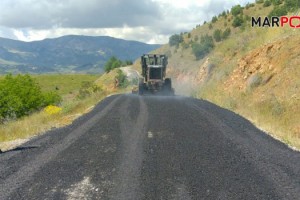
[141, 54, 167, 82]
[137, 54, 173, 95]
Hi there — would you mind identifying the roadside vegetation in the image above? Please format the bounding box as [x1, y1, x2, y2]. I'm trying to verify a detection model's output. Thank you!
[0, 74, 61, 122]
[104, 56, 133, 73]
[191, 35, 214, 60]
[163, 0, 300, 149]
[0, 69, 131, 147]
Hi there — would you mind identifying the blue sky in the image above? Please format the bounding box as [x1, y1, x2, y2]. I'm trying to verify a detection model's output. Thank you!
[0, 0, 254, 43]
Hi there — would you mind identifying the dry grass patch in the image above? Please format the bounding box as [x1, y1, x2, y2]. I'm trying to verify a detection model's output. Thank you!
[0, 92, 107, 144]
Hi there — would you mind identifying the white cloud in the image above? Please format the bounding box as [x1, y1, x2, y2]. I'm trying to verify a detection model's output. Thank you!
[0, 0, 255, 44]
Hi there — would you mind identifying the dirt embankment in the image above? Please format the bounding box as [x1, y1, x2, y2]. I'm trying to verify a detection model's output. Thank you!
[221, 35, 300, 146]
[163, 34, 300, 148]
[224, 36, 299, 94]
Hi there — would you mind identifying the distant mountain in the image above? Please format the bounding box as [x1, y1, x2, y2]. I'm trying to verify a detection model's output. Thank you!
[0, 35, 161, 73]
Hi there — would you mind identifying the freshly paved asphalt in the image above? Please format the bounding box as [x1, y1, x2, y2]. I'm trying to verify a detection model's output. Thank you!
[0, 94, 299, 200]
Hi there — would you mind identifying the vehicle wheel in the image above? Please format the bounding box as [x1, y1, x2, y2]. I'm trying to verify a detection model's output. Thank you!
[164, 78, 173, 95]
[138, 78, 144, 95]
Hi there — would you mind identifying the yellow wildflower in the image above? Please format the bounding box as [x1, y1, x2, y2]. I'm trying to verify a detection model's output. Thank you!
[44, 105, 62, 115]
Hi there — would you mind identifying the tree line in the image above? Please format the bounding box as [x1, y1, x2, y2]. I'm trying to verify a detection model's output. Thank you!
[104, 56, 133, 73]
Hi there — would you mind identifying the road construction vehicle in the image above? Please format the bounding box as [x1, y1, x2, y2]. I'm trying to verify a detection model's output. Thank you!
[137, 54, 174, 95]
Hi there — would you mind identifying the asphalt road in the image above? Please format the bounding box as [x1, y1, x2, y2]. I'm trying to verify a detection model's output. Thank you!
[0, 94, 299, 200]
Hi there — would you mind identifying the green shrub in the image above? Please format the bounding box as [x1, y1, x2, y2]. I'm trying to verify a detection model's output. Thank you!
[0, 74, 61, 121]
[192, 43, 210, 60]
[76, 81, 102, 99]
[212, 16, 218, 23]
[104, 57, 132, 73]
[271, 0, 282, 5]
[232, 16, 244, 27]
[91, 84, 102, 93]
[209, 24, 213, 30]
[268, 5, 288, 17]
[201, 35, 214, 48]
[264, 0, 272, 6]
[104, 56, 122, 73]
[169, 34, 183, 47]
[213, 29, 222, 42]
[231, 5, 243, 16]
[245, 3, 255, 9]
[77, 88, 91, 100]
[221, 11, 227, 17]
[122, 60, 133, 66]
[43, 92, 62, 106]
[222, 28, 231, 39]
[115, 69, 128, 88]
[284, 0, 300, 11]
[192, 35, 214, 60]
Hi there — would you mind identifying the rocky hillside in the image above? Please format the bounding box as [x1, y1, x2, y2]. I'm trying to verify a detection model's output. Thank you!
[153, 0, 300, 149]
[0, 35, 160, 74]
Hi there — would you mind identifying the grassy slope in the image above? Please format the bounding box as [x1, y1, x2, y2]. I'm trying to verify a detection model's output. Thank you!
[33, 74, 99, 95]
[0, 74, 99, 94]
[154, 3, 300, 149]
[0, 72, 120, 146]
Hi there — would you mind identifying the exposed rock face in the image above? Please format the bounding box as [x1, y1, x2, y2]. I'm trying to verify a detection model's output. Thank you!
[224, 37, 293, 92]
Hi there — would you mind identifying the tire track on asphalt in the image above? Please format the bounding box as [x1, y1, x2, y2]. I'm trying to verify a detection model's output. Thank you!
[0, 95, 122, 200]
[139, 96, 194, 200]
[110, 95, 148, 200]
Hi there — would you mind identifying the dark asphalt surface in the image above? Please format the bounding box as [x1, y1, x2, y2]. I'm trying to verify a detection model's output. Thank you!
[0, 94, 299, 200]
